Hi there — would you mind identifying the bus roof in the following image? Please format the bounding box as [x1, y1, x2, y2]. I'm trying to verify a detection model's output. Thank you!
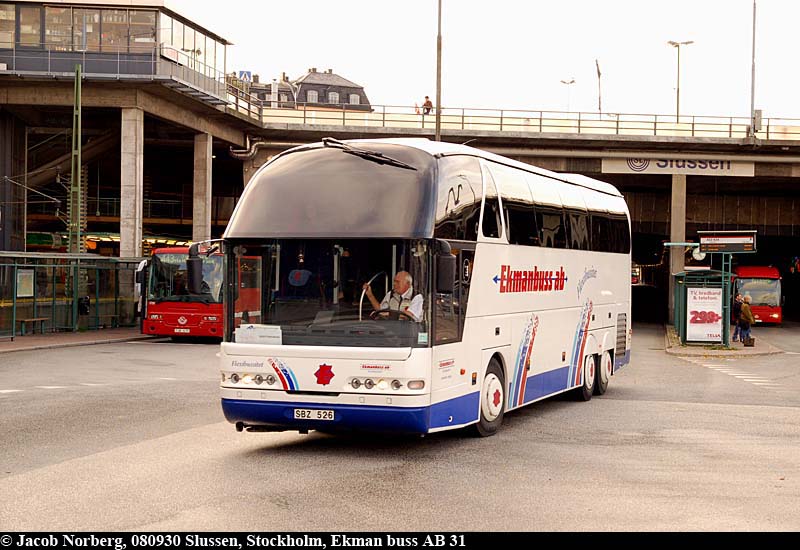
[302, 138, 624, 198]
[734, 265, 780, 278]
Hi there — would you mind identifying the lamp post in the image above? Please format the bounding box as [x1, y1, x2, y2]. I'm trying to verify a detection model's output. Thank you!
[435, 0, 442, 142]
[560, 78, 575, 112]
[749, 0, 757, 136]
[668, 40, 694, 121]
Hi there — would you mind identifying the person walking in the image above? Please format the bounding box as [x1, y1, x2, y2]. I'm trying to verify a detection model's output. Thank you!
[740, 295, 756, 345]
[732, 293, 743, 342]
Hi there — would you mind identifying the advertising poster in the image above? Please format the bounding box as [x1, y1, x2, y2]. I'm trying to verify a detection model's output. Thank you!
[686, 287, 723, 342]
[16, 269, 34, 298]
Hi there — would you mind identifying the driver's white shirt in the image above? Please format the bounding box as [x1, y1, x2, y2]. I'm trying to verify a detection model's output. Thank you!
[380, 286, 423, 321]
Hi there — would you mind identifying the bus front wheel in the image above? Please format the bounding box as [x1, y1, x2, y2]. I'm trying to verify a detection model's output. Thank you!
[473, 359, 505, 437]
[574, 354, 595, 401]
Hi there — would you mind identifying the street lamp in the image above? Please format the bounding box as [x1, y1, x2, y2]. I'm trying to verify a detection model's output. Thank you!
[435, 0, 442, 142]
[560, 78, 575, 112]
[668, 40, 694, 120]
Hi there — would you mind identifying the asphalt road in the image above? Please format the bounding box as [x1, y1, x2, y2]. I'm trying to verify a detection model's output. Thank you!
[0, 325, 798, 531]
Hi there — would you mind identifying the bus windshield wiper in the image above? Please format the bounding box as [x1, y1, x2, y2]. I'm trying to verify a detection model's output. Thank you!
[322, 137, 417, 171]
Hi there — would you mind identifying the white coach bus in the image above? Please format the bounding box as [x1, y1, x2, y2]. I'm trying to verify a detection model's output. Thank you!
[213, 138, 631, 436]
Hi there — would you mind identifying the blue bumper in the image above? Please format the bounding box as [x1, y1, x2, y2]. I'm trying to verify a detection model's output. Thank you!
[222, 398, 431, 434]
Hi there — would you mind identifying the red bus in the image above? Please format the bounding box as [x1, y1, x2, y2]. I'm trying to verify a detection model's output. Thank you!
[734, 265, 783, 325]
[142, 246, 225, 338]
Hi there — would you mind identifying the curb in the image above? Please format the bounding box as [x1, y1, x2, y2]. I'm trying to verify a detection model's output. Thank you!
[0, 335, 155, 354]
[663, 324, 784, 357]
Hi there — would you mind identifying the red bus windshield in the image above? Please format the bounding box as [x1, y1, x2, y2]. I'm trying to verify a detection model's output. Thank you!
[148, 253, 223, 303]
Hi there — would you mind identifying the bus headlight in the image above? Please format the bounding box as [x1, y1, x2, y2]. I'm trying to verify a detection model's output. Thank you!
[230, 373, 240, 384]
[391, 380, 402, 390]
[254, 374, 264, 385]
[407, 380, 425, 390]
[265, 374, 277, 386]
[364, 379, 375, 389]
[351, 378, 362, 389]
[770, 314, 780, 319]
[377, 379, 389, 391]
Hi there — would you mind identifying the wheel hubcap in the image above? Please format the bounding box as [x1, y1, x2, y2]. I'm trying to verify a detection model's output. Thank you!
[584, 356, 595, 389]
[482, 373, 503, 421]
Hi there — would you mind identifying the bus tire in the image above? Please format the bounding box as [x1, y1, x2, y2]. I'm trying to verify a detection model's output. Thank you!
[472, 359, 505, 437]
[574, 354, 595, 401]
[594, 351, 613, 395]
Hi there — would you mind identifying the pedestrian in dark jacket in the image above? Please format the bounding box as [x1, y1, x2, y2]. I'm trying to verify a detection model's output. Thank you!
[740, 295, 756, 343]
[732, 293, 743, 342]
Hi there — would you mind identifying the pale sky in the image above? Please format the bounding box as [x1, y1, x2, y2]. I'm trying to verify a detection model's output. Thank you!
[170, 0, 800, 120]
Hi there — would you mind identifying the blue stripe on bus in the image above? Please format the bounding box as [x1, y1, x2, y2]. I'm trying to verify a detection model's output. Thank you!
[614, 349, 631, 371]
[521, 366, 572, 404]
[221, 398, 430, 434]
[428, 391, 480, 429]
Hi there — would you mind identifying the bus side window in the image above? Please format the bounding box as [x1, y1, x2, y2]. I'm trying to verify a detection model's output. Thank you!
[481, 167, 503, 239]
[536, 207, 567, 249]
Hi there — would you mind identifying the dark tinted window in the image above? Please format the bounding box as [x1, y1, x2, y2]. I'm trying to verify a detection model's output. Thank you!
[536, 207, 567, 248]
[590, 211, 630, 254]
[226, 145, 436, 238]
[505, 203, 539, 246]
[434, 156, 483, 241]
[482, 169, 502, 239]
[566, 209, 591, 250]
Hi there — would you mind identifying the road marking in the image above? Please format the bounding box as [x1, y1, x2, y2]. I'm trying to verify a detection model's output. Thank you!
[0, 389, 23, 394]
[158, 377, 177, 381]
[752, 382, 779, 386]
[80, 383, 108, 386]
[35, 386, 67, 389]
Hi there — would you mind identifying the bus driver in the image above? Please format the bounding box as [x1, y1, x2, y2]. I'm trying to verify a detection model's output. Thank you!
[363, 271, 423, 321]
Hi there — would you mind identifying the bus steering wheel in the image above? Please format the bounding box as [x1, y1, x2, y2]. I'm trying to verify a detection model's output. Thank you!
[370, 308, 415, 321]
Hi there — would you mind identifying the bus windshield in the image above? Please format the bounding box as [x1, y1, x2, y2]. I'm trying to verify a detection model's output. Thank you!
[736, 278, 781, 307]
[148, 253, 223, 303]
[226, 238, 431, 348]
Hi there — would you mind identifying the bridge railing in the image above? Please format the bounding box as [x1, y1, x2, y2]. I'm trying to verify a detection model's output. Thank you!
[256, 103, 800, 140]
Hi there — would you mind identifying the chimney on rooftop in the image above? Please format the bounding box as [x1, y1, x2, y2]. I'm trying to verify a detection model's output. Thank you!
[281, 72, 287, 82]
[326, 69, 333, 74]
[253, 74, 259, 84]
[309, 67, 317, 73]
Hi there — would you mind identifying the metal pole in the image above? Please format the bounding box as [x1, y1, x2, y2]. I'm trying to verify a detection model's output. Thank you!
[676, 45, 681, 121]
[749, 0, 757, 137]
[435, 0, 442, 142]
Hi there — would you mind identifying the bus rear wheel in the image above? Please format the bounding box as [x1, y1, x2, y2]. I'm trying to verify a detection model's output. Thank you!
[594, 351, 613, 395]
[473, 359, 505, 437]
[574, 354, 595, 401]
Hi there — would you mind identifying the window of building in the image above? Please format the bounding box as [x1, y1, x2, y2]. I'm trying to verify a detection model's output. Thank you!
[216, 39, 225, 78]
[101, 9, 127, 53]
[306, 90, 318, 103]
[73, 8, 99, 51]
[18, 5, 42, 47]
[279, 93, 289, 102]
[172, 19, 183, 59]
[349, 94, 360, 105]
[327, 91, 339, 104]
[158, 13, 172, 45]
[45, 7, 71, 50]
[205, 38, 215, 77]
[0, 4, 15, 48]
[129, 10, 156, 52]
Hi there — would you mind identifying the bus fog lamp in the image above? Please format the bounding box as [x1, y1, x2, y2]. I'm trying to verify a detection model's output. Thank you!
[242, 374, 253, 384]
[377, 379, 389, 390]
[407, 380, 425, 390]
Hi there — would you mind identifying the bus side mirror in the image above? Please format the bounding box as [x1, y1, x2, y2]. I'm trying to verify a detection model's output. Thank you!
[187, 244, 203, 294]
[135, 265, 146, 286]
[435, 240, 456, 294]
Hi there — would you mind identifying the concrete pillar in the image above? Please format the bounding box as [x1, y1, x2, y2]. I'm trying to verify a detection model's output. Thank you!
[120, 108, 143, 258]
[668, 174, 687, 323]
[193, 132, 213, 242]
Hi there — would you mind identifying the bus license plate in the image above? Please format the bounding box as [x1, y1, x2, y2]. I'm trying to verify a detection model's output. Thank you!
[174, 328, 190, 333]
[294, 408, 334, 421]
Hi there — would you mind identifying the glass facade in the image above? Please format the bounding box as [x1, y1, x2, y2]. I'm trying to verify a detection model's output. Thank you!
[0, 4, 13, 47]
[0, 4, 224, 79]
